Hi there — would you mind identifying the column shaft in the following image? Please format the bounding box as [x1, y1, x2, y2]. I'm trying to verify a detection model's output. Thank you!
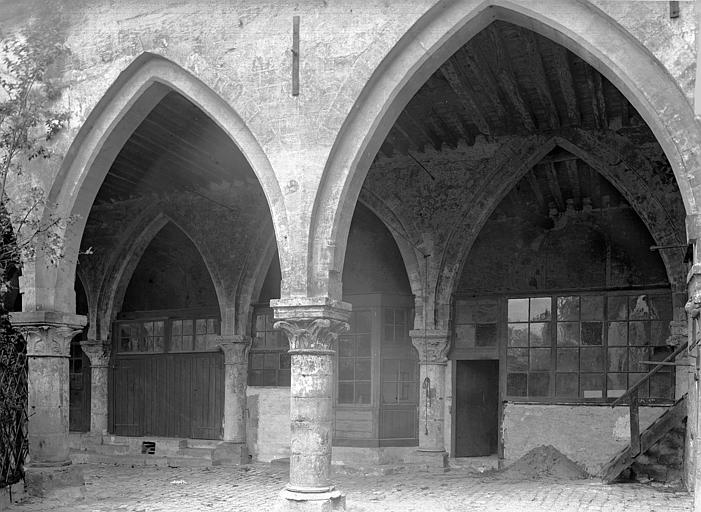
[80, 340, 111, 435]
[218, 336, 251, 443]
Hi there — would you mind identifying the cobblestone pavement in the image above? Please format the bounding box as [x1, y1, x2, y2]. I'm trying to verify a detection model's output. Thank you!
[7, 462, 693, 512]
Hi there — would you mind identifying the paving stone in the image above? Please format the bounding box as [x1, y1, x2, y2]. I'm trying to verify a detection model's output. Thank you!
[5, 462, 692, 512]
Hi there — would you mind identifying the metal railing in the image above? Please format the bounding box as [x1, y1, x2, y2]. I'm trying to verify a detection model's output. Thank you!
[0, 329, 28, 488]
[610, 341, 688, 456]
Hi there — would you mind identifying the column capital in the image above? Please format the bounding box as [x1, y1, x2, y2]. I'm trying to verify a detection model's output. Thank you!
[275, 318, 349, 353]
[80, 339, 111, 367]
[217, 335, 251, 364]
[410, 329, 450, 364]
[11, 311, 86, 358]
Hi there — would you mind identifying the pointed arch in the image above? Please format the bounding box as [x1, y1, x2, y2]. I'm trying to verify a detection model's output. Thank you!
[433, 131, 687, 326]
[96, 210, 225, 341]
[310, 0, 700, 306]
[32, 53, 286, 315]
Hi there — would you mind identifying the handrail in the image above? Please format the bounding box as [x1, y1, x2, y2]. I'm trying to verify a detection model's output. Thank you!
[610, 340, 688, 408]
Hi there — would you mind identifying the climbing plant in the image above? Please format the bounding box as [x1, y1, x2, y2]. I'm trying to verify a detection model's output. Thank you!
[0, 17, 70, 488]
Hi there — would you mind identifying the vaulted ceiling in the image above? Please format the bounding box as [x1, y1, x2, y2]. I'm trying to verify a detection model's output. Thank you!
[93, 91, 258, 205]
[378, 20, 651, 158]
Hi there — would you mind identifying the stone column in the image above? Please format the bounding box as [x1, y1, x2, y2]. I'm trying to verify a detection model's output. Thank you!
[409, 329, 449, 467]
[10, 311, 87, 497]
[215, 334, 251, 464]
[79, 339, 111, 436]
[272, 299, 350, 512]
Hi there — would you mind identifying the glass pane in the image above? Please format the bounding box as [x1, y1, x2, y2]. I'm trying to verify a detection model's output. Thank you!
[183, 320, 193, 335]
[383, 359, 399, 379]
[530, 297, 552, 321]
[607, 373, 627, 398]
[394, 309, 406, 326]
[475, 324, 497, 347]
[455, 300, 475, 324]
[508, 323, 529, 347]
[478, 301, 497, 323]
[278, 370, 291, 386]
[339, 358, 354, 380]
[581, 296, 604, 321]
[556, 373, 578, 397]
[382, 382, 397, 403]
[530, 348, 551, 371]
[279, 353, 291, 370]
[529, 323, 550, 347]
[384, 325, 395, 343]
[400, 381, 417, 402]
[508, 298, 529, 322]
[607, 296, 628, 320]
[629, 321, 649, 346]
[154, 321, 164, 336]
[255, 314, 266, 331]
[338, 382, 354, 403]
[630, 295, 656, 320]
[607, 322, 628, 346]
[507, 373, 527, 396]
[355, 359, 371, 380]
[650, 321, 670, 347]
[207, 318, 218, 333]
[629, 347, 649, 372]
[581, 322, 603, 346]
[338, 336, 354, 357]
[607, 347, 628, 372]
[581, 347, 604, 371]
[650, 346, 674, 371]
[399, 360, 417, 381]
[528, 373, 550, 396]
[356, 335, 372, 356]
[251, 353, 265, 369]
[629, 373, 649, 398]
[196, 319, 207, 335]
[153, 336, 164, 352]
[454, 325, 476, 348]
[648, 295, 672, 321]
[650, 373, 673, 400]
[507, 348, 528, 372]
[557, 322, 580, 346]
[182, 335, 193, 351]
[264, 353, 278, 369]
[172, 320, 182, 336]
[581, 373, 603, 398]
[557, 348, 578, 372]
[557, 296, 580, 321]
[355, 382, 371, 404]
[355, 311, 372, 333]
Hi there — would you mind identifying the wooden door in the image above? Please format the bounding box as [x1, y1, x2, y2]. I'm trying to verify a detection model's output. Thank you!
[69, 339, 91, 432]
[455, 360, 499, 456]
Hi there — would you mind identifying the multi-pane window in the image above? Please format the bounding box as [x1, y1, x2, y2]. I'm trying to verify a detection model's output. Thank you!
[384, 308, 408, 343]
[381, 359, 417, 403]
[116, 317, 218, 354]
[505, 293, 673, 401]
[338, 310, 372, 404]
[454, 299, 498, 349]
[248, 308, 290, 386]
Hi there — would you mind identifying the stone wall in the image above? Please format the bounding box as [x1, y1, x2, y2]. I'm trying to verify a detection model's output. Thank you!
[245, 387, 290, 462]
[501, 403, 666, 475]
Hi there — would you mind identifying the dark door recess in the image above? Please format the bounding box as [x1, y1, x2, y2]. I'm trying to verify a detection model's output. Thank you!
[455, 359, 499, 457]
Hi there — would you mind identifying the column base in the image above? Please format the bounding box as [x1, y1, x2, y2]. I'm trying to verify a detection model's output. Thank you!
[212, 441, 249, 465]
[24, 463, 85, 499]
[404, 450, 448, 469]
[278, 488, 345, 511]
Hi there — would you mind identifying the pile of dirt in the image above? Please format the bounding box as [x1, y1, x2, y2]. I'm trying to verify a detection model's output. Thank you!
[499, 445, 589, 481]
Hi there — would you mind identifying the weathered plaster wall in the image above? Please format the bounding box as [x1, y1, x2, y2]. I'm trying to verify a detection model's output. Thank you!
[501, 403, 666, 475]
[246, 386, 290, 462]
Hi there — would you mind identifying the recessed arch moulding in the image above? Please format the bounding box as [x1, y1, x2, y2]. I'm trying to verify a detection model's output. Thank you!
[311, 0, 701, 330]
[24, 54, 287, 329]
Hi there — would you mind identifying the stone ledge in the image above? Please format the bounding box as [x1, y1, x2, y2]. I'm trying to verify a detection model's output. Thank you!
[24, 464, 85, 499]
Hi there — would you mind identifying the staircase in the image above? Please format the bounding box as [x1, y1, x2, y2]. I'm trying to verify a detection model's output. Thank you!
[600, 341, 688, 484]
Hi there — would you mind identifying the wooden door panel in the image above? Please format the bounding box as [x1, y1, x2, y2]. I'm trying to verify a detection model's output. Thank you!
[455, 360, 499, 457]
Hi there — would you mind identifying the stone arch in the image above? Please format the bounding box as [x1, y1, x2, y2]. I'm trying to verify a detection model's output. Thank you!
[96, 210, 226, 341]
[433, 131, 687, 327]
[310, 0, 700, 306]
[30, 52, 286, 315]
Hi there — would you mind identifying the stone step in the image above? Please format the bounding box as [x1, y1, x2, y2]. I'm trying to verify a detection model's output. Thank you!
[176, 447, 215, 459]
[70, 450, 214, 468]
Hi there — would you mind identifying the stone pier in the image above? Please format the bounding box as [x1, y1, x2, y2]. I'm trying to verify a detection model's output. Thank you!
[79, 339, 111, 436]
[216, 334, 252, 464]
[409, 329, 449, 468]
[10, 311, 87, 497]
[272, 298, 350, 512]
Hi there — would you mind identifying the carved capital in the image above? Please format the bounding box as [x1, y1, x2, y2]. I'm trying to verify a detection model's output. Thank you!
[217, 335, 251, 364]
[275, 318, 349, 353]
[80, 339, 111, 367]
[410, 329, 450, 364]
[21, 325, 83, 357]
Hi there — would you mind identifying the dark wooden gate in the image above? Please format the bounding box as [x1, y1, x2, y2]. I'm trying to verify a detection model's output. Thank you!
[111, 352, 224, 439]
[455, 359, 499, 456]
[69, 339, 91, 432]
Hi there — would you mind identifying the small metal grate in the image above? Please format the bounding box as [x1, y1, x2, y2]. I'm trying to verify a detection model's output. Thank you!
[141, 441, 156, 455]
